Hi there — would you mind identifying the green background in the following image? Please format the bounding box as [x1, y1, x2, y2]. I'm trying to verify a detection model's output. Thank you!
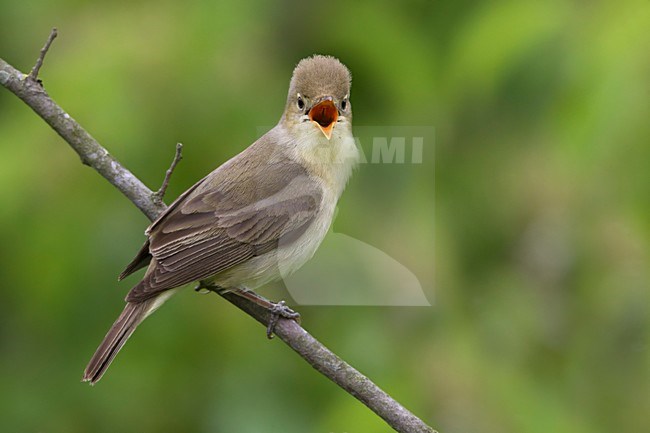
[1, 1, 648, 432]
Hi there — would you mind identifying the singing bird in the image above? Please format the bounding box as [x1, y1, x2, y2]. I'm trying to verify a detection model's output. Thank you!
[83, 55, 359, 384]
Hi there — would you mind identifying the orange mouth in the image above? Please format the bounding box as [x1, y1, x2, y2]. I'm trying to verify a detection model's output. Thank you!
[309, 99, 338, 140]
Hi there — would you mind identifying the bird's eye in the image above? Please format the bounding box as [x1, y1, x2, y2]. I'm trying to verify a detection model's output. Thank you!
[297, 95, 304, 110]
[341, 98, 348, 110]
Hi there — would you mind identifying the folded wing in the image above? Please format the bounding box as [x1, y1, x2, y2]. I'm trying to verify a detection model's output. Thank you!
[123, 137, 322, 302]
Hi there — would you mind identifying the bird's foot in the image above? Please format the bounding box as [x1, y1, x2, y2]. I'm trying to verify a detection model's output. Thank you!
[267, 300, 301, 339]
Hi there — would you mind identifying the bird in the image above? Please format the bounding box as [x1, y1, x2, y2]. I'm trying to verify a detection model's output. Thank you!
[83, 55, 359, 384]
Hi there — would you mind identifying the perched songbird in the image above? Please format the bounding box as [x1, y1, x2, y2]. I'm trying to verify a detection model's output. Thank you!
[83, 55, 358, 384]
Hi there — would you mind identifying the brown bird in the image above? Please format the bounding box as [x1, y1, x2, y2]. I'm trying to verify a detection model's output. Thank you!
[83, 55, 359, 384]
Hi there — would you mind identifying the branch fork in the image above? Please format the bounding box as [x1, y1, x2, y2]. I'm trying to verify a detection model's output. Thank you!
[29, 27, 58, 83]
[153, 142, 183, 205]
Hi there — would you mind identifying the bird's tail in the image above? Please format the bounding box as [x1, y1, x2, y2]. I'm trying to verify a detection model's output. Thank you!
[82, 300, 153, 385]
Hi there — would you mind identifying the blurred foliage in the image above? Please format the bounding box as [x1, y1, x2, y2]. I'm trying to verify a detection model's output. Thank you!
[1, 0, 649, 432]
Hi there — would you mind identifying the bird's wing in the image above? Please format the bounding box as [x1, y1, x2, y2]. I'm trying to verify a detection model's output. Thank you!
[125, 137, 322, 302]
[118, 176, 209, 281]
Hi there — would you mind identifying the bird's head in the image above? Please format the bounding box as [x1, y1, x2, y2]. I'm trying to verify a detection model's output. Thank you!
[283, 55, 352, 141]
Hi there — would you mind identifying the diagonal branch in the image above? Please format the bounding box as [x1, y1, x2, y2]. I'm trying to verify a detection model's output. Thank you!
[0, 32, 436, 433]
[0, 58, 164, 221]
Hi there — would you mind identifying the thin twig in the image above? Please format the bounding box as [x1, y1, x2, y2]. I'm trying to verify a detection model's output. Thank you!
[0, 33, 436, 433]
[29, 28, 58, 81]
[153, 142, 183, 204]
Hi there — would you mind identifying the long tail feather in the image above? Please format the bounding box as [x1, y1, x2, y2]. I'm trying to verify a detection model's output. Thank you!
[82, 301, 151, 385]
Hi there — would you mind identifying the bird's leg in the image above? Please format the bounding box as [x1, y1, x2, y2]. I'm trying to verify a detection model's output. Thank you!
[195, 282, 300, 338]
[229, 287, 301, 339]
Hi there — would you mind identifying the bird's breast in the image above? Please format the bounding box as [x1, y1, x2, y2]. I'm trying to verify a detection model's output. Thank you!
[295, 129, 359, 196]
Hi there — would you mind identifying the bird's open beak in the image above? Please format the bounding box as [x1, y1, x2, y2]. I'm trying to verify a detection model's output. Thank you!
[309, 97, 338, 140]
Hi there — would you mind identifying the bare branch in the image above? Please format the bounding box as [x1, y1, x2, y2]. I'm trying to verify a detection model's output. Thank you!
[0, 58, 164, 221]
[153, 142, 183, 204]
[29, 28, 58, 81]
[220, 290, 437, 433]
[0, 34, 436, 433]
